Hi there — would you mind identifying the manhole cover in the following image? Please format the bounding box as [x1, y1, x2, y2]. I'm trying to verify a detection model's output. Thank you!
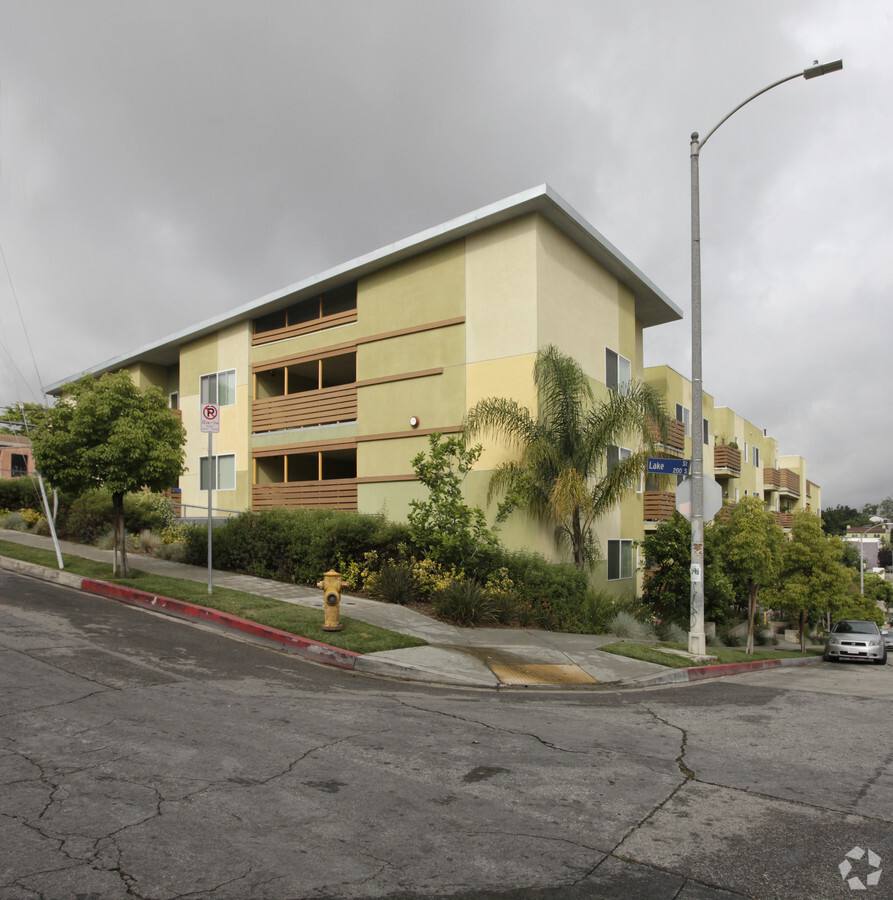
[489, 663, 598, 685]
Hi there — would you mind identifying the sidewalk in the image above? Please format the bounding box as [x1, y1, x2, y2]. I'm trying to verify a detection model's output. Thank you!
[0, 530, 821, 689]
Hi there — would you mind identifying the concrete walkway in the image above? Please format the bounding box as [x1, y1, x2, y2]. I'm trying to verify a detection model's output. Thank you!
[0, 530, 821, 689]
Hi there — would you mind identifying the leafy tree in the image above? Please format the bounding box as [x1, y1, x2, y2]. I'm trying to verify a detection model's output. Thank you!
[764, 511, 852, 651]
[30, 372, 186, 577]
[821, 504, 868, 535]
[713, 496, 784, 653]
[877, 497, 893, 520]
[407, 432, 498, 573]
[862, 572, 893, 609]
[641, 511, 734, 628]
[0, 401, 50, 435]
[840, 539, 863, 572]
[464, 345, 667, 569]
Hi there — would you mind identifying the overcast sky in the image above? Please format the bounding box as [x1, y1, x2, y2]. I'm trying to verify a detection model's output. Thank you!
[0, 1, 889, 510]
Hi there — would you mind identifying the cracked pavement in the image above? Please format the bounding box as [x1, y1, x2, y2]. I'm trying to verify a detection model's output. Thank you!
[2, 569, 892, 899]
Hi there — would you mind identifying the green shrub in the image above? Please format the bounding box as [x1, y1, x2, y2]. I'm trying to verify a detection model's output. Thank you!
[609, 610, 654, 641]
[135, 529, 163, 556]
[580, 589, 619, 634]
[95, 528, 136, 551]
[655, 621, 688, 643]
[0, 511, 29, 532]
[0, 477, 44, 513]
[62, 490, 113, 544]
[494, 549, 588, 631]
[59, 489, 172, 545]
[368, 561, 420, 605]
[717, 623, 745, 647]
[434, 577, 493, 626]
[183, 509, 411, 587]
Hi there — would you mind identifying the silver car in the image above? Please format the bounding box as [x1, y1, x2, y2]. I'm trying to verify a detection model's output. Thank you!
[883, 626, 893, 652]
[824, 620, 888, 665]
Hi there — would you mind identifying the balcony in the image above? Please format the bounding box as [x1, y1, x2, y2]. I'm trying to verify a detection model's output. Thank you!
[648, 418, 685, 454]
[253, 479, 358, 511]
[644, 490, 676, 524]
[714, 445, 741, 477]
[763, 468, 801, 498]
[252, 385, 357, 433]
[774, 512, 794, 529]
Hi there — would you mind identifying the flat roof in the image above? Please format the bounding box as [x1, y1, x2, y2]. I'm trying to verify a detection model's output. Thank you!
[46, 184, 683, 393]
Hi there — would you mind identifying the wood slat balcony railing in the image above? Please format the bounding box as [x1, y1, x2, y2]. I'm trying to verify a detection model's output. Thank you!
[647, 418, 685, 453]
[774, 512, 794, 529]
[252, 479, 358, 511]
[253, 385, 357, 433]
[252, 309, 357, 346]
[714, 445, 741, 474]
[763, 468, 801, 496]
[644, 490, 677, 523]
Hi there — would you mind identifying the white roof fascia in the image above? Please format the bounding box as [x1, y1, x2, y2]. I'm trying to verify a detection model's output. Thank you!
[45, 185, 682, 393]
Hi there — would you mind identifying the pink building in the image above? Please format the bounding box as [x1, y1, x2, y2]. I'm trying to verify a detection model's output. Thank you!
[0, 436, 34, 479]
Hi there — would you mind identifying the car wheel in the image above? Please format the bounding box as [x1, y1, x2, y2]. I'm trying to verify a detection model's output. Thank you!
[875, 654, 887, 666]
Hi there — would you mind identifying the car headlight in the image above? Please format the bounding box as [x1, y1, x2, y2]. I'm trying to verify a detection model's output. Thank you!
[868, 640, 881, 647]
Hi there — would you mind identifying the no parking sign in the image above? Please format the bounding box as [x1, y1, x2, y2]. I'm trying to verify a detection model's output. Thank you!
[201, 404, 220, 433]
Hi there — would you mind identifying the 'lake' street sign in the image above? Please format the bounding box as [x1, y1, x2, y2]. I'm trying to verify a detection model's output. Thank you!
[647, 457, 690, 477]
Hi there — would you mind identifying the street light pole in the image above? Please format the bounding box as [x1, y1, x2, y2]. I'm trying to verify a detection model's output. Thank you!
[688, 59, 843, 656]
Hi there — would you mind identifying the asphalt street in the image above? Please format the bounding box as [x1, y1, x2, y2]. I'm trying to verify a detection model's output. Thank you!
[2, 569, 892, 900]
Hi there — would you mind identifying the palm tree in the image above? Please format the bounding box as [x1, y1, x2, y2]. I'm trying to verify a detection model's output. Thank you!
[464, 345, 667, 569]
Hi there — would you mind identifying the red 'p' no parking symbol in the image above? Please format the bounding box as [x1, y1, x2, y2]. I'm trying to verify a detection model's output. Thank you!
[201, 404, 220, 433]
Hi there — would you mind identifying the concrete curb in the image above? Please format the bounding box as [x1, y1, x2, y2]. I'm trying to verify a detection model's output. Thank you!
[1, 556, 360, 670]
[353, 654, 501, 688]
[621, 653, 823, 687]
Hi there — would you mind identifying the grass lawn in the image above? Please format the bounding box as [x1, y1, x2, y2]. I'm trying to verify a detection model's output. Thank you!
[599, 640, 823, 669]
[0, 539, 427, 655]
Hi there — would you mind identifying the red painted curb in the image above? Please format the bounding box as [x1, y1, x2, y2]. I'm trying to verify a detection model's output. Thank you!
[80, 578, 360, 669]
[685, 658, 784, 681]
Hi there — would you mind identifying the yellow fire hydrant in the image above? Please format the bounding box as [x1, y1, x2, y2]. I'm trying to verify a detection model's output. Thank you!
[317, 569, 345, 632]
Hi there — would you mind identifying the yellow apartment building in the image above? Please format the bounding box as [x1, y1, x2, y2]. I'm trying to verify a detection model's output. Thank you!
[644, 365, 822, 529]
[47, 186, 683, 593]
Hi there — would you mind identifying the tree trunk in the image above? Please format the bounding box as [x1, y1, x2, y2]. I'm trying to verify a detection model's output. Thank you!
[114, 492, 130, 578]
[746, 582, 757, 654]
[799, 609, 806, 653]
[112, 497, 119, 576]
[572, 507, 584, 568]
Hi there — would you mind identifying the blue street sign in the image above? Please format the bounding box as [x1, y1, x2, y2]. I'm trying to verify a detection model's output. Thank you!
[647, 457, 690, 477]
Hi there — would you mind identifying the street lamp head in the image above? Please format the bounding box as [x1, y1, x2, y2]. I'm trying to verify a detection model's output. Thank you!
[803, 58, 843, 79]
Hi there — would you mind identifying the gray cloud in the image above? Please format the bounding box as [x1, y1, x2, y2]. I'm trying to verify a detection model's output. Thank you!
[1, 0, 890, 508]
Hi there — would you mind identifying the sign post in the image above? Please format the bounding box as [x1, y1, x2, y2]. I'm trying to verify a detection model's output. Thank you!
[201, 404, 220, 594]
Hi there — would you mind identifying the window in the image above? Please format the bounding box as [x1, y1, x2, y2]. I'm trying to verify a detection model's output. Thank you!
[607, 445, 641, 491]
[201, 370, 236, 407]
[199, 454, 236, 491]
[744, 441, 749, 463]
[703, 418, 709, 446]
[606, 349, 631, 392]
[169, 392, 179, 410]
[608, 539, 636, 580]
[675, 403, 691, 436]
[753, 446, 760, 468]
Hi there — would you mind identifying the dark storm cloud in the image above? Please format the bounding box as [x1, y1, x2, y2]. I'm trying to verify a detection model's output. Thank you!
[0, 0, 890, 506]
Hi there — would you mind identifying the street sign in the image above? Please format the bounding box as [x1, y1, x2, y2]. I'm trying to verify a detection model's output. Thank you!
[201, 404, 220, 433]
[675, 476, 723, 523]
[647, 457, 690, 477]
